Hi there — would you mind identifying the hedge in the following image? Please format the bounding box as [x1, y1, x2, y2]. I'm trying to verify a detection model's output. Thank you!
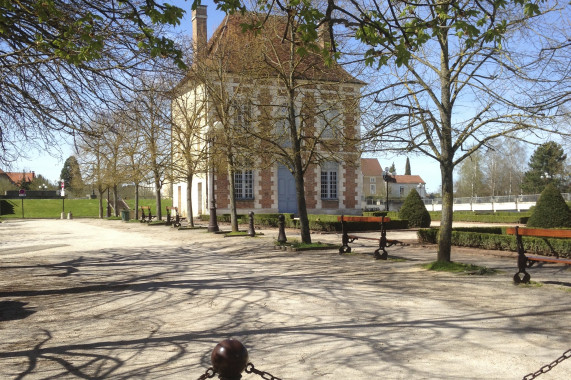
[418, 227, 571, 258]
[199, 213, 408, 231]
[429, 211, 530, 224]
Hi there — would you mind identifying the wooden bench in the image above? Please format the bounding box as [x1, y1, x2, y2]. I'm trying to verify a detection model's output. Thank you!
[140, 206, 153, 223]
[338, 215, 403, 260]
[507, 226, 571, 284]
[165, 206, 183, 227]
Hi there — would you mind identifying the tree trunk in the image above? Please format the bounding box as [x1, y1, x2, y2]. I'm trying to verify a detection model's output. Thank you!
[226, 153, 239, 232]
[294, 167, 311, 244]
[438, 162, 454, 262]
[186, 173, 194, 227]
[437, 25, 453, 262]
[113, 184, 118, 217]
[135, 183, 140, 220]
[98, 189, 104, 219]
[155, 178, 162, 220]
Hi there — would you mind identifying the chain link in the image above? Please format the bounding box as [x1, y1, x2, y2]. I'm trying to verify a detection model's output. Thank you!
[522, 349, 571, 380]
[245, 362, 282, 380]
[196, 367, 216, 380]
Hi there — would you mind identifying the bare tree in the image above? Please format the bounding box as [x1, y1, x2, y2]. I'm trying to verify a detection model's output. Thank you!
[130, 75, 173, 220]
[362, 2, 570, 261]
[1, 1, 187, 167]
[78, 121, 110, 219]
[171, 87, 208, 227]
[121, 112, 148, 220]
[193, 11, 362, 242]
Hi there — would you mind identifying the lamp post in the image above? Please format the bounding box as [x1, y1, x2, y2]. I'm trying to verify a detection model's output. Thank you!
[207, 127, 219, 233]
[417, 183, 424, 198]
[60, 179, 65, 219]
[382, 167, 394, 212]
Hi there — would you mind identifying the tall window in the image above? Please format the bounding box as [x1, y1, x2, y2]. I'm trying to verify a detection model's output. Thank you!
[235, 170, 254, 199]
[370, 184, 376, 194]
[319, 104, 341, 139]
[321, 162, 338, 200]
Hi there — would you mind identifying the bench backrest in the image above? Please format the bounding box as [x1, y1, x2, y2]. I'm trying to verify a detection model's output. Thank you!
[506, 227, 571, 239]
[337, 216, 391, 223]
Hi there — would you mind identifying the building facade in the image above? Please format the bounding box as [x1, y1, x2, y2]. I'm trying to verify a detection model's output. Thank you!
[171, 6, 364, 218]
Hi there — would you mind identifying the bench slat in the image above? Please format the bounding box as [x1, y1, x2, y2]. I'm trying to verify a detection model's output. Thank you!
[527, 255, 571, 264]
[506, 227, 571, 238]
[337, 216, 391, 223]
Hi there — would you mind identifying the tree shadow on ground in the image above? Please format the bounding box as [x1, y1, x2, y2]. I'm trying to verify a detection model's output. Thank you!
[1, 238, 570, 379]
[0, 300, 36, 321]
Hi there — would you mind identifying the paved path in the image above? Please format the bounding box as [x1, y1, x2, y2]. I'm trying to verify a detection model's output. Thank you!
[0, 219, 569, 379]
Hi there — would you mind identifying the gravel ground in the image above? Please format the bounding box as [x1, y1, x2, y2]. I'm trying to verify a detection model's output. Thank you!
[0, 218, 569, 380]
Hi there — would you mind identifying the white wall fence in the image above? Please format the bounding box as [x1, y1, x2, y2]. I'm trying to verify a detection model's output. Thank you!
[423, 193, 571, 212]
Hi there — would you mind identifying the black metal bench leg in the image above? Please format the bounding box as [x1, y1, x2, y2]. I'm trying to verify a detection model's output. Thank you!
[513, 227, 531, 284]
[339, 217, 351, 255]
[374, 222, 388, 260]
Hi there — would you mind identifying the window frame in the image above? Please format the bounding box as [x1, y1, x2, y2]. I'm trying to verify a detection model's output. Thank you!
[234, 170, 254, 200]
[321, 162, 338, 200]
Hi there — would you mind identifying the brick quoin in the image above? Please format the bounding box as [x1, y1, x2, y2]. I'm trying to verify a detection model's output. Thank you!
[259, 168, 274, 209]
[216, 172, 230, 209]
[344, 164, 357, 208]
[304, 164, 317, 209]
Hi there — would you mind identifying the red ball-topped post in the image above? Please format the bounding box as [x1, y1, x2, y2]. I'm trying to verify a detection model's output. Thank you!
[210, 339, 249, 380]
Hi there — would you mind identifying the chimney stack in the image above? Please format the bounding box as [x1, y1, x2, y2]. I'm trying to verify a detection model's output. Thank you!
[317, 22, 332, 50]
[192, 5, 208, 55]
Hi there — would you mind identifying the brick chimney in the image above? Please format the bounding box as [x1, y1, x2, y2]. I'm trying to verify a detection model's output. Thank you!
[318, 22, 332, 50]
[192, 5, 207, 55]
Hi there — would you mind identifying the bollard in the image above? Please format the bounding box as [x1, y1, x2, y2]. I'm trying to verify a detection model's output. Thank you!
[211, 339, 249, 380]
[197, 340, 282, 380]
[67, 212, 73, 220]
[248, 211, 255, 237]
[277, 214, 287, 244]
[60, 212, 65, 220]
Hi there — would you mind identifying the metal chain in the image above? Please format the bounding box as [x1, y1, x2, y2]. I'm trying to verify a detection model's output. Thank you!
[196, 367, 216, 380]
[245, 362, 282, 380]
[522, 349, 571, 380]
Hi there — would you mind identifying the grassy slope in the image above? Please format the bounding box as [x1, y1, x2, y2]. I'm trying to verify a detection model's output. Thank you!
[0, 198, 172, 219]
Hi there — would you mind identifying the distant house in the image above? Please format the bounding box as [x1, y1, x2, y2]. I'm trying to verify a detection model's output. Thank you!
[0, 170, 35, 187]
[361, 158, 384, 207]
[390, 175, 426, 199]
[360, 158, 426, 210]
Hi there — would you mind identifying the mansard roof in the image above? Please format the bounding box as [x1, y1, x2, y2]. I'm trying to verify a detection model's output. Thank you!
[187, 12, 364, 87]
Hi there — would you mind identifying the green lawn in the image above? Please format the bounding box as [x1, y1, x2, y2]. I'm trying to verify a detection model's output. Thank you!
[0, 198, 172, 219]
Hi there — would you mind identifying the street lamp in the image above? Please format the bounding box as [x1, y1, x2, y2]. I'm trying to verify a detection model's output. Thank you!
[59, 179, 65, 219]
[382, 167, 395, 212]
[417, 183, 424, 198]
[207, 122, 221, 232]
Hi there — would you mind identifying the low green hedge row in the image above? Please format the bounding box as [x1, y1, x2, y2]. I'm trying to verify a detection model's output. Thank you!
[428, 211, 530, 224]
[418, 227, 571, 258]
[199, 213, 408, 231]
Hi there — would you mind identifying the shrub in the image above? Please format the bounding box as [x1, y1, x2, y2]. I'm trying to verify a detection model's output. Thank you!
[399, 189, 431, 228]
[526, 184, 571, 228]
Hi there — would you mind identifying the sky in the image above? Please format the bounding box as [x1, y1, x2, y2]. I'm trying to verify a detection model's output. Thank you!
[10, 0, 444, 193]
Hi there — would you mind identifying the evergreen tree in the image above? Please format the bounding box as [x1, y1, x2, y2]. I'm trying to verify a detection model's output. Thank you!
[521, 142, 567, 194]
[60, 156, 84, 196]
[389, 162, 396, 174]
[526, 184, 571, 228]
[405, 157, 411, 175]
[399, 189, 431, 228]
